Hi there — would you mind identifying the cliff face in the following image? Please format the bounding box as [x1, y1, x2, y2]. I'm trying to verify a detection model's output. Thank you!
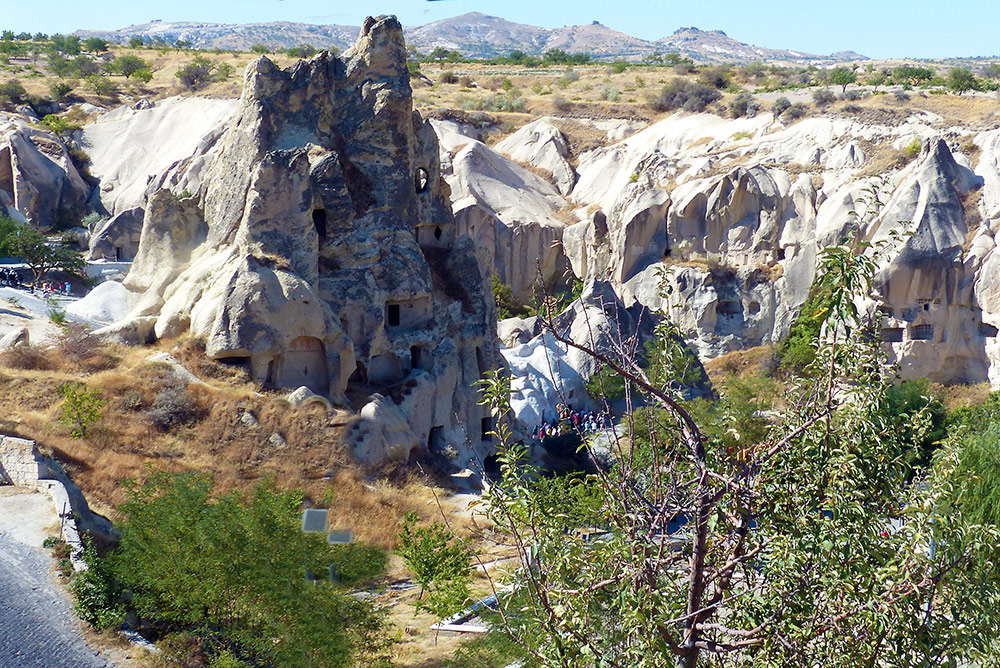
[111, 16, 500, 465]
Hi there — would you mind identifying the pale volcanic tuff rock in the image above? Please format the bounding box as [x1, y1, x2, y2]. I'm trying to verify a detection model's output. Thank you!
[431, 119, 571, 301]
[557, 110, 1000, 385]
[110, 16, 500, 466]
[0, 115, 91, 227]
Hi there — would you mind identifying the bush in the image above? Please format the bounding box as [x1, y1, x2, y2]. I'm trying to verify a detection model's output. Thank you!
[59, 382, 105, 438]
[903, 137, 923, 159]
[396, 511, 472, 618]
[812, 87, 836, 106]
[611, 59, 628, 74]
[840, 88, 862, 101]
[108, 470, 391, 668]
[648, 79, 721, 113]
[439, 70, 457, 84]
[556, 68, 579, 89]
[146, 385, 201, 431]
[771, 96, 791, 116]
[84, 74, 117, 97]
[49, 82, 73, 100]
[729, 92, 759, 118]
[600, 85, 620, 102]
[71, 539, 123, 631]
[175, 55, 215, 89]
[893, 89, 910, 102]
[460, 92, 526, 113]
[0, 79, 26, 105]
[782, 102, 809, 121]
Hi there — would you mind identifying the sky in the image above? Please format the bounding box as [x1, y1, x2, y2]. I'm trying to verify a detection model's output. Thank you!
[4, 0, 1000, 60]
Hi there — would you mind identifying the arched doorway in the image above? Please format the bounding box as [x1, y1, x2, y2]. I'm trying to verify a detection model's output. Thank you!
[278, 336, 329, 394]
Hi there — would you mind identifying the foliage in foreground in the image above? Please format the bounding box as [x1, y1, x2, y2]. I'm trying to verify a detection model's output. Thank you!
[396, 511, 473, 618]
[74, 471, 390, 668]
[474, 217, 1000, 666]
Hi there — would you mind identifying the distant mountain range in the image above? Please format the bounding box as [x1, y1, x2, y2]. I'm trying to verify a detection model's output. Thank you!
[75, 12, 867, 64]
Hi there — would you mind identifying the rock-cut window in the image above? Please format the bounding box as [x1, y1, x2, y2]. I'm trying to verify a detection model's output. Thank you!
[414, 167, 429, 194]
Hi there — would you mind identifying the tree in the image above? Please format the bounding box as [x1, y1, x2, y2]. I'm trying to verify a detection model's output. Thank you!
[0, 217, 84, 282]
[250, 43, 270, 54]
[830, 66, 856, 92]
[473, 189, 1000, 667]
[867, 70, 887, 91]
[175, 55, 216, 89]
[107, 53, 150, 78]
[59, 382, 105, 438]
[396, 511, 472, 618]
[128, 36, 144, 49]
[88, 471, 392, 668]
[82, 37, 108, 53]
[947, 67, 976, 95]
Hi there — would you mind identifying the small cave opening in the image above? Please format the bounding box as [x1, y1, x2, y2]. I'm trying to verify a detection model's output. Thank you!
[748, 301, 761, 315]
[980, 323, 999, 338]
[414, 167, 429, 194]
[481, 416, 494, 442]
[434, 225, 442, 240]
[881, 327, 904, 343]
[348, 362, 368, 385]
[386, 303, 401, 328]
[312, 208, 328, 240]
[717, 300, 741, 316]
[775, 247, 785, 261]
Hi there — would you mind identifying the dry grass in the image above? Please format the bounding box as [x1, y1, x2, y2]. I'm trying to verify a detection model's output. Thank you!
[4, 45, 298, 108]
[930, 381, 993, 412]
[703, 345, 779, 386]
[0, 331, 461, 550]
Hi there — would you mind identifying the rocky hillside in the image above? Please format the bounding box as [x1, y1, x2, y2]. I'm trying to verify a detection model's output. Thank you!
[657, 27, 869, 64]
[76, 12, 863, 63]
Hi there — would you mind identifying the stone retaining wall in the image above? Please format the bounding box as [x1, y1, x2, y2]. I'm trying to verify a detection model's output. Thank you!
[0, 435, 114, 570]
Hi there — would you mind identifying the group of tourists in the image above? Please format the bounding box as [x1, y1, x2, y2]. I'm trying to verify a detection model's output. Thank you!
[534, 403, 613, 441]
[0, 268, 19, 287]
[37, 281, 72, 297]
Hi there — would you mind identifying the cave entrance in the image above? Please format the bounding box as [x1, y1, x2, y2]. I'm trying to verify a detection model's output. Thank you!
[386, 304, 401, 328]
[279, 336, 329, 394]
[312, 208, 328, 240]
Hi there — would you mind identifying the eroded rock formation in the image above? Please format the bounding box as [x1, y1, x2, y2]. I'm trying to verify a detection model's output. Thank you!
[0, 116, 91, 227]
[109, 16, 500, 465]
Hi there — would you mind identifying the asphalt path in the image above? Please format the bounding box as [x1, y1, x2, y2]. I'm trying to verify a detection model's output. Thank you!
[0, 492, 112, 668]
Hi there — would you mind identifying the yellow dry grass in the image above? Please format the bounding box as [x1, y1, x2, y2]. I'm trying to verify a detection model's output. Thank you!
[0, 332, 462, 550]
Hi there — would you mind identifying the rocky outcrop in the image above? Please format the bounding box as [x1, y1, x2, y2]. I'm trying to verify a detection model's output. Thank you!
[110, 16, 500, 466]
[550, 107, 1000, 386]
[81, 97, 237, 216]
[434, 122, 571, 301]
[494, 117, 576, 196]
[87, 207, 144, 261]
[0, 116, 91, 227]
[502, 280, 657, 426]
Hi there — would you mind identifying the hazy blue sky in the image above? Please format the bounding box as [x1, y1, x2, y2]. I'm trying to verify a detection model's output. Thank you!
[4, 1, 1000, 60]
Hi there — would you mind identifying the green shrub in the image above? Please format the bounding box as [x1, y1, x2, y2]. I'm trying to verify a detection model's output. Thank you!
[903, 137, 923, 159]
[396, 511, 472, 618]
[71, 539, 124, 630]
[600, 85, 620, 101]
[59, 382, 104, 438]
[111, 470, 390, 668]
[647, 79, 721, 113]
[611, 59, 628, 74]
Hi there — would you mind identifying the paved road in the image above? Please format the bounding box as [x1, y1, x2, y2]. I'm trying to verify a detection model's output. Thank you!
[0, 498, 113, 668]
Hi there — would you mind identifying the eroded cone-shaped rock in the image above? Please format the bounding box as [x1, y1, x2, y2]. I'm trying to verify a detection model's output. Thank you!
[0, 118, 91, 227]
[117, 16, 500, 466]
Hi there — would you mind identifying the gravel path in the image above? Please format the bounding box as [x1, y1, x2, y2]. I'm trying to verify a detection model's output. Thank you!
[0, 492, 113, 668]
